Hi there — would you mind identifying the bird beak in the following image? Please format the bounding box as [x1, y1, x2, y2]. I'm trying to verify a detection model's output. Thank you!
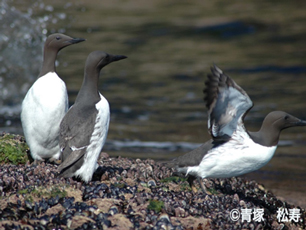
[69, 37, 86, 44]
[110, 55, 127, 62]
[295, 119, 306, 126]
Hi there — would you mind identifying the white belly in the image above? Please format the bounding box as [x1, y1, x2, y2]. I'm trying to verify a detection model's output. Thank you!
[74, 94, 110, 182]
[21, 72, 68, 160]
[186, 133, 277, 179]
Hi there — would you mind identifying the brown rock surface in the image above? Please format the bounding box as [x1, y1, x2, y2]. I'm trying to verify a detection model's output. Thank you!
[0, 154, 305, 229]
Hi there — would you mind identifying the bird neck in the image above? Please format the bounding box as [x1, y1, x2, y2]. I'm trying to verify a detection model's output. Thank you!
[39, 47, 57, 77]
[75, 69, 101, 105]
[248, 125, 280, 147]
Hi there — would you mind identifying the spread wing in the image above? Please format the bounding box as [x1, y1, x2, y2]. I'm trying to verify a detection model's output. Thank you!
[203, 65, 253, 141]
[58, 105, 97, 172]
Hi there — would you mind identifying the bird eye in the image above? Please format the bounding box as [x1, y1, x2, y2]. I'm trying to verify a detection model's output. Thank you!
[56, 36, 61, 40]
[105, 55, 109, 61]
[284, 115, 289, 120]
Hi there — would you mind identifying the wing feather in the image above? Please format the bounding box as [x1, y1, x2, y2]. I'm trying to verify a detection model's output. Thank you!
[204, 65, 253, 141]
[58, 105, 97, 172]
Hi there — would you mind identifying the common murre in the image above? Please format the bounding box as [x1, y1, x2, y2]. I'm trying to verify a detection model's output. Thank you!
[21, 33, 85, 164]
[58, 51, 127, 182]
[170, 65, 306, 193]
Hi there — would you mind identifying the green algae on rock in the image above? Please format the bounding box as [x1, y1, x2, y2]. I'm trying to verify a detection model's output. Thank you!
[147, 199, 165, 213]
[0, 133, 29, 165]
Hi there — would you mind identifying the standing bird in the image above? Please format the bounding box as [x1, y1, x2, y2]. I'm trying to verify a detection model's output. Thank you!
[58, 51, 127, 182]
[21, 33, 85, 164]
[171, 65, 306, 193]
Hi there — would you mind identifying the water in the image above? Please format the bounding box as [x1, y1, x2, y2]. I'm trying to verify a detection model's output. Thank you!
[0, 0, 44, 115]
[1, 0, 306, 207]
[0, 0, 71, 123]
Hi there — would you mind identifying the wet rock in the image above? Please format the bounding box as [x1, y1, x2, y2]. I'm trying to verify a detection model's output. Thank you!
[154, 214, 175, 230]
[108, 206, 119, 216]
[148, 179, 157, 187]
[0, 155, 305, 229]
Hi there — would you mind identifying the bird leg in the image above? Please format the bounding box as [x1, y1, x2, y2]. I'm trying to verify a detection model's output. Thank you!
[198, 177, 209, 194]
[187, 176, 209, 194]
[187, 175, 198, 193]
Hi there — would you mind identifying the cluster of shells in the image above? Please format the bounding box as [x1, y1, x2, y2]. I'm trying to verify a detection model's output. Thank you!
[0, 153, 305, 229]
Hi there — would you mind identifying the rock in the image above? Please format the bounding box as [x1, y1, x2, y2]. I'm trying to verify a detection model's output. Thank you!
[125, 177, 136, 186]
[171, 216, 211, 230]
[69, 216, 95, 229]
[99, 152, 110, 159]
[0, 145, 305, 230]
[89, 198, 120, 214]
[108, 214, 134, 229]
[148, 179, 157, 187]
[174, 207, 185, 217]
[44, 203, 64, 216]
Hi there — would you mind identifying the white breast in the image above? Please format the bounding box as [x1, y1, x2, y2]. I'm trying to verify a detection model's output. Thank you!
[186, 126, 277, 179]
[21, 72, 68, 160]
[74, 93, 110, 182]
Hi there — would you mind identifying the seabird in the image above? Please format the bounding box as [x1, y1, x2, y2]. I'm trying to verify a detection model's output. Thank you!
[21, 33, 85, 164]
[57, 50, 127, 182]
[171, 65, 306, 192]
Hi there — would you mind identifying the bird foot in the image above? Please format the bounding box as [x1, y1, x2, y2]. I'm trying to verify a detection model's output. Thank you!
[187, 175, 212, 194]
[190, 183, 198, 193]
[48, 157, 61, 165]
[198, 178, 212, 195]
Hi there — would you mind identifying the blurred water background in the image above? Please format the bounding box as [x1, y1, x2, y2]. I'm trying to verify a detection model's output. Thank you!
[1, 0, 306, 207]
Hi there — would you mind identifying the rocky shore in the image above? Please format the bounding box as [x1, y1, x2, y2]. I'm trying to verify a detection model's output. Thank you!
[0, 150, 304, 230]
